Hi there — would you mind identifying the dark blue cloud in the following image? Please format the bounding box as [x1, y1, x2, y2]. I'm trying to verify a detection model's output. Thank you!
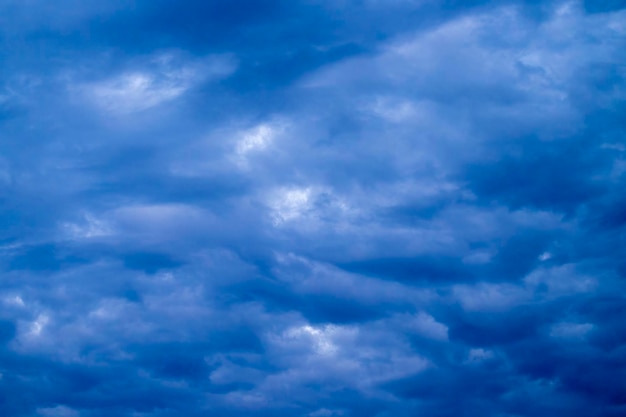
[0, 0, 625, 416]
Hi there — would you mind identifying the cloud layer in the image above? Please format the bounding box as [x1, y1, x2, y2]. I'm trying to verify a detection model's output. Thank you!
[0, 1, 625, 416]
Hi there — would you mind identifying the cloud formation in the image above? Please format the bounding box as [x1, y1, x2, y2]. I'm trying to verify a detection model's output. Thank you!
[0, 1, 625, 416]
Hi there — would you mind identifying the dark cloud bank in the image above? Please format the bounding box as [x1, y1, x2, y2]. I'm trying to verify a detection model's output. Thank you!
[0, 1, 625, 416]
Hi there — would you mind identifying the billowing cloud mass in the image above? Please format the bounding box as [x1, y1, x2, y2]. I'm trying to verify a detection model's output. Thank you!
[0, 1, 625, 416]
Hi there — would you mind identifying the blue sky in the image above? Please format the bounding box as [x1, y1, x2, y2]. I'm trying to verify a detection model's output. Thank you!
[0, 1, 625, 416]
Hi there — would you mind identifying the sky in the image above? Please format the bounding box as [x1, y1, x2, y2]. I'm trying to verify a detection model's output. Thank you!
[0, 0, 625, 416]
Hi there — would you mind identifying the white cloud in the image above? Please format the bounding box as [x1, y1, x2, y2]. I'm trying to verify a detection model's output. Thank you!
[89, 71, 183, 113]
[264, 185, 356, 232]
[263, 317, 431, 398]
[29, 314, 49, 337]
[267, 186, 314, 225]
[236, 123, 279, 155]
[3, 294, 25, 307]
[78, 52, 236, 115]
[276, 323, 355, 357]
[62, 212, 111, 240]
[410, 312, 449, 341]
[233, 121, 289, 169]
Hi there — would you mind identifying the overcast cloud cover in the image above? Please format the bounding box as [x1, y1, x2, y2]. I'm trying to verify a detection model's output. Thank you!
[0, 0, 625, 416]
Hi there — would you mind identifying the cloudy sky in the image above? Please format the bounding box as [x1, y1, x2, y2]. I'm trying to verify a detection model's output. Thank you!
[0, 1, 625, 416]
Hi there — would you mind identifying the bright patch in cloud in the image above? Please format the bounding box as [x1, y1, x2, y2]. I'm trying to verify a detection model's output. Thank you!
[268, 186, 314, 225]
[80, 53, 236, 114]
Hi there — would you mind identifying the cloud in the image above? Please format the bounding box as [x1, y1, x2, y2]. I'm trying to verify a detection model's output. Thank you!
[77, 52, 237, 115]
[0, 1, 625, 417]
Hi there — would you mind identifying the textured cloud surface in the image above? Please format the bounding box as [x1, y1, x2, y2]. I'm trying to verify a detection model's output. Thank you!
[1, 1, 625, 416]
